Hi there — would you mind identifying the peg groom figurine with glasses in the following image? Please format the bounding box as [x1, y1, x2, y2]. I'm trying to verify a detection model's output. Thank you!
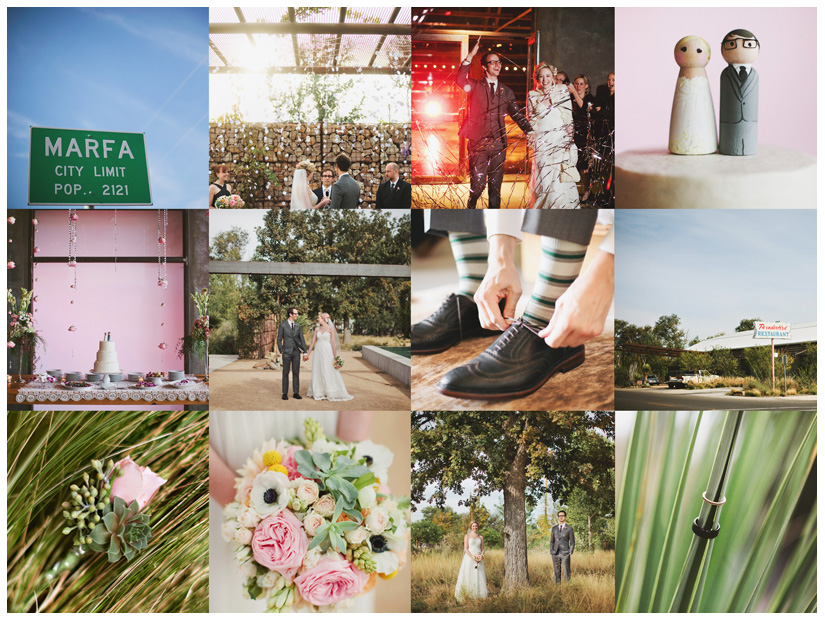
[718, 29, 759, 156]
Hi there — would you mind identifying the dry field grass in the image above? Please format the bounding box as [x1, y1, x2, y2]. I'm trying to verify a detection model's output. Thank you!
[412, 548, 615, 613]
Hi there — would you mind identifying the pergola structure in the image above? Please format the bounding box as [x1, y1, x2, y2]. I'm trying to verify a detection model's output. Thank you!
[209, 7, 411, 75]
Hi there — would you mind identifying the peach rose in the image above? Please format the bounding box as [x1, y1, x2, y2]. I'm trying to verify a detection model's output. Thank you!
[251, 510, 308, 578]
[303, 511, 326, 536]
[314, 494, 336, 517]
[294, 478, 320, 504]
[110, 456, 166, 510]
[294, 556, 368, 607]
[365, 507, 389, 534]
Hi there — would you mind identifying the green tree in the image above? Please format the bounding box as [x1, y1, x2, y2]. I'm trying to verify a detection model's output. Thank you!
[679, 350, 712, 372]
[209, 227, 250, 353]
[411, 520, 443, 550]
[735, 318, 761, 332]
[709, 347, 739, 376]
[411, 411, 614, 591]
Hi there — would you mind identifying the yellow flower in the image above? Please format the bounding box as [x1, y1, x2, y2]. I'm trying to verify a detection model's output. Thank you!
[263, 450, 282, 467]
[380, 570, 398, 580]
[268, 464, 288, 476]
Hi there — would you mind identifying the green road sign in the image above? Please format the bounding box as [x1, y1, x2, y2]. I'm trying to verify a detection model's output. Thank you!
[28, 127, 152, 206]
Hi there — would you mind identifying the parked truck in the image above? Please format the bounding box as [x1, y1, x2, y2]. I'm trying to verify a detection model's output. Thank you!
[667, 369, 720, 389]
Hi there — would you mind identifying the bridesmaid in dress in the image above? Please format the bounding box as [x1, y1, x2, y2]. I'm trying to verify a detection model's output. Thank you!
[669, 36, 717, 155]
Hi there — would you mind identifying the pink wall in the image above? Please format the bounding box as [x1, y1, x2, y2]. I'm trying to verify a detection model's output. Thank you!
[32, 263, 186, 374]
[616, 8, 816, 155]
[35, 210, 183, 256]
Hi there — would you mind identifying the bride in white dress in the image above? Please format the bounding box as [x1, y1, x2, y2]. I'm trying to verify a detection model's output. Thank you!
[668, 36, 717, 155]
[290, 160, 330, 210]
[528, 63, 580, 209]
[209, 411, 375, 613]
[306, 313, 353, 402]
[455, 522, 488, 602]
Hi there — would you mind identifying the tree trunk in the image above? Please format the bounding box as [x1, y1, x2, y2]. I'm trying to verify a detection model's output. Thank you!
[502, 415, 529, 591]
[588, 514, 592, 552]
[343, 313, 351, 344]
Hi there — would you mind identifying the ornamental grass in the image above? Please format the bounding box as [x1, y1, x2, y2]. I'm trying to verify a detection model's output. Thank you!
[616, 410, 816, 613]
[7, 410, 209, 613]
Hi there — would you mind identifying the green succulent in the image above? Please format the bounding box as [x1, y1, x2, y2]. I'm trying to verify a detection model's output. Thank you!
[89, 496, 153, 562]
[346, 542, 376, 573]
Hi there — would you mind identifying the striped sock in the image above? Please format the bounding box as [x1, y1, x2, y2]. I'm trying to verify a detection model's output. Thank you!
[522, 237, 587, 327]
[449, 232, 489, 297]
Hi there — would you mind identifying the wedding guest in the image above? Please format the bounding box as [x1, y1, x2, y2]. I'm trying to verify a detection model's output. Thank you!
[376, 163, 411, 209]
[209, 164, 232, 209]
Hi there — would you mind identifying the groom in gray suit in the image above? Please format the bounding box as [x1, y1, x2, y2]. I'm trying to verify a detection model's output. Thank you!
[550, 510, 575, 583]
[329, 153, 361, 209]
[277, 306, 307, 400]
[719, 29, 759, 156]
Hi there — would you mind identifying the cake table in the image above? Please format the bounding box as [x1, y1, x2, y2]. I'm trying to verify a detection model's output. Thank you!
[616, 145, 816, 208]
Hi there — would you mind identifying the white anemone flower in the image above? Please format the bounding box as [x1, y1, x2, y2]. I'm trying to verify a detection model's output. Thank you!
[352, 440, 393, 484]
[372, 549, 400, 575]
[250, 470, 291, 518]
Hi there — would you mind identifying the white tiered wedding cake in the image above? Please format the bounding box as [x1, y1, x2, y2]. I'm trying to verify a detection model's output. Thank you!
[93, 335, 121, 374]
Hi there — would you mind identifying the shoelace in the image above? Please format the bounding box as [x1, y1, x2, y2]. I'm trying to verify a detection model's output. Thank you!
[491, 321, 521, 354]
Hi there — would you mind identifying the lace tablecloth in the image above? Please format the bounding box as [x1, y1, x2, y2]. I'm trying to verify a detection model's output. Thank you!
[15, 377, 209, 403]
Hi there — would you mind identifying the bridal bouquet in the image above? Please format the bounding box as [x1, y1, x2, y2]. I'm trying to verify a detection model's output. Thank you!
[215, 194, 245, 208]
[223, 418, 409, 613]
[43, 457, 165, 586]
[473, 553, 484, 569]
[333, 355, 344, 370]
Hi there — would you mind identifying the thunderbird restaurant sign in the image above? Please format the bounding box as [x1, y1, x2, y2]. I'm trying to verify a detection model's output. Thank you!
[28, 127, 152, 205]
[752, 322, 791, 340]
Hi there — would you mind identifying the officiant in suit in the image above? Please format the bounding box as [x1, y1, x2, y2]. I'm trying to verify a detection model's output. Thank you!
[329, 153, 361, 209]
[277, 306, 307, 400]
[457, 37, 534, 209]
[313, 169, 335, 203]
[719, 29, 759, 156]
[550, 510, 575, 584]
[376, 162, 411, 208]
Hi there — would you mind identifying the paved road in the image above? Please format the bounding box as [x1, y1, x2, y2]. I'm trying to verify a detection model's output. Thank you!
[615, 387, 817, 411]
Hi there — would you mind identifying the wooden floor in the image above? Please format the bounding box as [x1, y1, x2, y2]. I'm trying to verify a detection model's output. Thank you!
[411, 333, 614, 411]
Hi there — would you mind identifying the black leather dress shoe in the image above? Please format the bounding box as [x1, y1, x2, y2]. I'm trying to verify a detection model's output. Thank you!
[436, 319, 585, 399]
[282, 394, 288, 400]
[411, 293, 500, 355]
[293, 393, 302, 399]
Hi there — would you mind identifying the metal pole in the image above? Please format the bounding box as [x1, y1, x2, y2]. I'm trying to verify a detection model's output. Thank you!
[771, 338, 775, 392]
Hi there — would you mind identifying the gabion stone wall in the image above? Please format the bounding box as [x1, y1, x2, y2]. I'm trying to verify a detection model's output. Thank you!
[209, 122, 411, 209]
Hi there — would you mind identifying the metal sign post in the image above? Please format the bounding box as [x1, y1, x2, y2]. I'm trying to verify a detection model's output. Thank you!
[752, 322, 791, 393]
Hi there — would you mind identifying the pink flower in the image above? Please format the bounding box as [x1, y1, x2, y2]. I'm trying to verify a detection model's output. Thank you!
[158, 342, 168, 350]
[32, 218, 38, 225]
[294, 556, 368, 607]
[7, 341, 15, 348]
[7, 217, 15, 224]
[158, 237, 165, 244]
[71, 213, 79, 221]
[277, 443, 302, 480]
[110, 456, 167, 511]
[7, 261, 15, 269]
[33, 247, 40, 254]
[251, 511, 308, 578]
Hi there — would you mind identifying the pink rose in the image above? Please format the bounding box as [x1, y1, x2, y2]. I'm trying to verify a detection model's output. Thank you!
[7, 342, 15, 349]
[110, 456, 167, 511]
[251, 510, 308, 578]
[294, 556, 368, 607]
[277, 443, 302, 480]
[7, 261, 15, 269]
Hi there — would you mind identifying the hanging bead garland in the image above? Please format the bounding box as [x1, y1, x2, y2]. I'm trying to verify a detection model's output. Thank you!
[157, 208, 167, 289]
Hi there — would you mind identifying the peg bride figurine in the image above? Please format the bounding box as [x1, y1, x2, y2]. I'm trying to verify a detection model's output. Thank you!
[669, 36, 717, 155]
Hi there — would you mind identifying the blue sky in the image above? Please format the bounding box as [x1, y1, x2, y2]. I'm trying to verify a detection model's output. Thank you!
[615, 210, 817, 342]
[8, 8, 208, 209]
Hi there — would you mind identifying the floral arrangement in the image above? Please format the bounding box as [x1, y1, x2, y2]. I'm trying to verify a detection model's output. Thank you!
[146, 371, 164, 378]
[215, 194, 245, 209]
[222, 418, 409, 613]
[7, 287, 44, 372]
[473, 552, 484, 569]
[334, 356, 344, 370]
[64, 381, 93, 389]
[41, 457, 165, 588]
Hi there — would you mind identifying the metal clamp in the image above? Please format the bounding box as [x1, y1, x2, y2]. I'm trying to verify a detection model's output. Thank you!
[692, 517, 721, 539]
[702, 492, 727, 506]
